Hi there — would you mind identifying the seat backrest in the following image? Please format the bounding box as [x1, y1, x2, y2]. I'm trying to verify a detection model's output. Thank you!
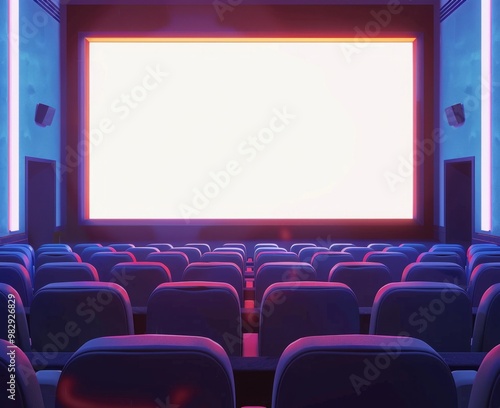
[468, 343, 500, 408]
[0, 245, 34, 278]
[402, 262, 466, 289]
[223, 243, 246, 250]
[72, 243, 102, 256]
[39, 243, 72, 251]
[110, 262, 171, 308]
[185, 243, 211, 254]
[213, 247, 247, 262]
[311, 251, 355, 281]
[183, 262, 244, 306]
[429, 244, 466, 265]
[467, 244, 500, 259]
[147, 282, 242, 356]
[367, 242, 392, 251]
[370, 282, 472, 351]
[35, 251, 82, 269]
[145, 251, 189, 282]
[399, 242, 428, 254]
[472, 284, 500, 352]
[222, 242, 248, 263]
[0, 263, 33, 307]
[255, 262, 317, 305]
[146, 243, 173, 251]
[109, 243, 135, 251]
[80, 246, 116, 263]
[341, 246, 374, 261]
[468, 252, 500, 279]
[297, 247, 329, 263]
[259, 282, 359, 357]
[329, 243, 355, 251]
[126, 246, 160, 261]
[431, 243, 464, 250]
[468, 263, 500, 308]
[289, 243, 316, 255]
[55, 334, 236, 408]
[0, 284, 31, 352]
[222, 242, 247, 255]
[253, 247, 287, 260]
[272, 334, 457, 408]
[170, 246, 202, 263]
[89, 252, 136, 282]
[364, 251, 410, 282]
[0, 244, 34, 264]
[254, 243, 279, 251]
[0, 252, 30, 271]
[329, 262, 392, 307]
[254, 251, 299, 273]
[30, 282, 134, 352]
[34, 262, 99, 293]
[35, 245, 71, 259]
[418, 251, 464, 267]
[0, 339, 44, 407]
[201, 251, 245, 273]
[384, 246, 419, 263]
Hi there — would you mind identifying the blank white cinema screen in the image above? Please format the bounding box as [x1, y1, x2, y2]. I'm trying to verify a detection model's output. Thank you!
[85, 39, 415, 221]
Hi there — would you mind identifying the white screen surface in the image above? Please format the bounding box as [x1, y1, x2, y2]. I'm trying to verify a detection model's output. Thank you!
[86, 39, 414, 221]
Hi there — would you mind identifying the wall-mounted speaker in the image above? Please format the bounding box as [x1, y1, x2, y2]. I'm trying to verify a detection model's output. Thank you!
[35, 103, 56, 127]
[445, 103, 465, 127]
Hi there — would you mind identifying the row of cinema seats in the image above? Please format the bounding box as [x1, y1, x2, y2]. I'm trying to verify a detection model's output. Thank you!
[1, 241, 500, 406]
[0, 241, 499, 342]
[2, 241, 500, 308]
[3, 273, 500, 359]
[4, 333, 500, 407]
[2, 271, 498, 357]
[1, 242, 500, 328]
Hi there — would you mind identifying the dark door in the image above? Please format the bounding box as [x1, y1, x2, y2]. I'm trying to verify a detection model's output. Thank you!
[444, 158, 473, 247]
[26, 158, 56, 249]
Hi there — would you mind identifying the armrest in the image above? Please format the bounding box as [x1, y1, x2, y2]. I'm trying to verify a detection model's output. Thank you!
[243, 333, 259, 357]
[452, 370, 477, 408]
[36, 370, 62, 408]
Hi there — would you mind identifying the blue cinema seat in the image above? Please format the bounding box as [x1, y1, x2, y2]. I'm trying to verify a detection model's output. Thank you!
[364, 251, 410, 282]
[402, 261, 467, 289]
[254, 262, 316, 306]
[201, 251, 245, 274]
[0, 339, 44, 407]
[472, 283, 500, 352]
[259, 282, 359, 357]
[125, 246, 160, 261]
[271, 334, 457, 408]
[185, 242, 211, 254]
[110, 262, 171, 309]
[183, 262, 244, 307]
[329, 261, 392, 307]
[370, 282, 472, 351]
[254, 251, 299, 274]
[89, 251, 136, 282]
[0, 283, 31, 352]
[0, 263, 33, 307]
[170, 246, 202, 263]
[147, 282, 242, 356]
[145, 251, 189, 282]
[468, 262, 500, 308]
[35, 251, 82, 270]
[34, 262, 99, 292]
[30, 282, 134, 353]
[311, 251, 355, 281]
[289, 243, 316, 255]
[55, 335, 236, 408]
[384, 246, 420, 263]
